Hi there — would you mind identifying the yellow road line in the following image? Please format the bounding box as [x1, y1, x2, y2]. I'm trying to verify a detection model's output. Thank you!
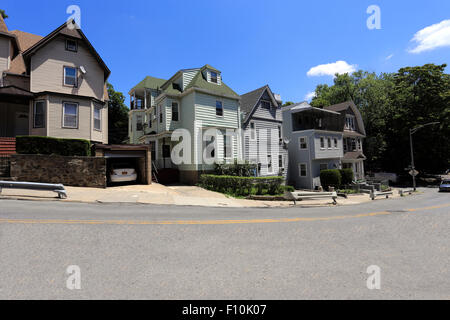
[0, 203, 448, 226]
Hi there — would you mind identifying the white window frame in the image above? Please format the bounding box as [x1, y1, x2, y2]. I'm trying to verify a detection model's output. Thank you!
[334, 138, 338, 149]
[94, 106, 102, 131]
[62, 102, 78, 129]
[278, 155, 283, 169]
[299, 163, 307, 177]
[320, 136, 325, 149]
[63, 66, 77, 87]
[33, 100, 46, 128]
[299, 137, 308, 150]
[210, 71, 218, 84]
[267, 154, 273, 173]
[345, 114, 356, 131]
[136, 114, 143, 131]
[327, 137, 332, 149]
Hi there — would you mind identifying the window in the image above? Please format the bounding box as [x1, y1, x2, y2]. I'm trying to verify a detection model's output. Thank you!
[299, 163, 307, 177]
[136, 115, 143, 131]
[65, 39, 78, 52]
[299, 137, 308, 150]
[162, 145, 171, 158]
[171, 102, 179, 121]
[159, 106, 163, 123]
[357, 138, 362, 150]
[210, 71, 218, 84]
[261, 100, 271, 109]
[267, 155, 272, 172]
[334, 138, 338, 148]
[344, 138, 348, 152]
[320, 163, 328, 171]
[64, 66, 77, 87]
[345, 115, 355, 131]
[223, 133, 228, 158]
[33, 101, 45, 128]
[279, 155, 283, 169]
[320, 137, 325, 149]
[216, 100, 223, 116]
[351, 138, 357, 151]
[278, 125, 282, 141]
[63, 102, 78, 128]
[327, 137, 332, 149]
[250, 122, 256, 140]
[94, 106, 101, 131]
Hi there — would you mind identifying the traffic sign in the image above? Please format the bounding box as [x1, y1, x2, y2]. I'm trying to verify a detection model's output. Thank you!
[409, 170, 419, 177]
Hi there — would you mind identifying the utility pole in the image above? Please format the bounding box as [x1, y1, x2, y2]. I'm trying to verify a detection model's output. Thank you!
[409, 122, 440, 191]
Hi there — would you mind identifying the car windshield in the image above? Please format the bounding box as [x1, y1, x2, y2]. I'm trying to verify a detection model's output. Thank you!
[442, 180, 450, 184]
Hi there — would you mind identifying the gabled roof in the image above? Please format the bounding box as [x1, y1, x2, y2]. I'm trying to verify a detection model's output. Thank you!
[323, 100, 366, 136]
[9, 30, 43, 51]
[22, 19, 110, 80]
[343, 151, 367, 161]
[132, 76, 167, 91]
[184, 67, 239, 98]
[200, 64, 220, 73]
[240, 85, 280, 123]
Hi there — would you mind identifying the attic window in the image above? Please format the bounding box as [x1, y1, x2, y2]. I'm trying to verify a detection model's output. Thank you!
[261, 100, 271, 109]
[66, 39, 78, 52]
[210, 72, 218, 84]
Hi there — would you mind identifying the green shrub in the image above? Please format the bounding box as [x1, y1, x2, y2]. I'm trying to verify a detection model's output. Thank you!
[16, 136, 92, 157]
[339, 168, 354, 185]
[199, 174, 284, 196]
[214, 160, 257, 177]
[320, 169, 341, 190]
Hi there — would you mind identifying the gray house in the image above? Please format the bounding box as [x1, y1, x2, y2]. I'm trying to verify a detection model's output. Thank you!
[324, 101, 366, 181]
[240, 85, 288, 177]
[282, 102, 345, 189]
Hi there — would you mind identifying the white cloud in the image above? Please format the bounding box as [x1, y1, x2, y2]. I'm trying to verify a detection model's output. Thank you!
[307, 61, 357, 77]
[408, 19, 450, 54]
[385, 54, 394, 60]
[305, 91, 316, 101]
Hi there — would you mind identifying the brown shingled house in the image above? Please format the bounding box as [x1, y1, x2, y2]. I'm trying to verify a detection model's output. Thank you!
[0, 16, 110, 144]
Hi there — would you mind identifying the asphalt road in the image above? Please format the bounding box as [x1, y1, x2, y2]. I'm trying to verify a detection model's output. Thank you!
[0, 188, 449, 299]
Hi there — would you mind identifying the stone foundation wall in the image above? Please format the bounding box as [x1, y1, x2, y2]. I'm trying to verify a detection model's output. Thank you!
[10, 154, 107, 188]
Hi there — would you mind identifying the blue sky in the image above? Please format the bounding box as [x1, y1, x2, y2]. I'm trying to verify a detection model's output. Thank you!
[2, 0, 449, 104]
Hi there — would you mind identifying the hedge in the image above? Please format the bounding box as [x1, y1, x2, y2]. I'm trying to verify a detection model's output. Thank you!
[339, 168, 354, 185]
[320, 169, 341, 190]
[16, 136, 92, 157]
[214, 161, 257, 177]
[199, 174, 284, 196]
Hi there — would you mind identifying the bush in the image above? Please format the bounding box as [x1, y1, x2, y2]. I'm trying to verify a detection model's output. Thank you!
[214, 161, 257, 177]
[339, 168, 354, 185]
[199, 174, 284, 196]
[320, 169, 341, 190]
[16, 136, 92, 157]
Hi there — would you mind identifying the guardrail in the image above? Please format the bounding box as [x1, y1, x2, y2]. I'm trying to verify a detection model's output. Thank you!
[399, 189, 414, 197]
[0, 181, 67, 199]
[370, 190, 393, 200]
[284, 191, 338, 205]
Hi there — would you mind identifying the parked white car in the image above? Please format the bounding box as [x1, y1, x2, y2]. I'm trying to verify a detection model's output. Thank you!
[110, 164, 137, 183]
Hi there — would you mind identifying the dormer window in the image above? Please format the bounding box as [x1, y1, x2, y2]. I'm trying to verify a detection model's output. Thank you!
[210, 71, 218, 84]
[65, 39, 78, 52]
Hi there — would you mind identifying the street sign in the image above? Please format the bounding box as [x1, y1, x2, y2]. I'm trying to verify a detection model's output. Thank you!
[409, 170, 419, 177]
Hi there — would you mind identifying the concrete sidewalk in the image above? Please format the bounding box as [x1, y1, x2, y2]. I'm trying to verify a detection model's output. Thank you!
[0, 183, 407, 208]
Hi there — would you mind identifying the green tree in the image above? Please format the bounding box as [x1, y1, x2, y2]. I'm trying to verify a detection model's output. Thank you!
[107, 83, 129, 144]
[0, 9, 8, 19]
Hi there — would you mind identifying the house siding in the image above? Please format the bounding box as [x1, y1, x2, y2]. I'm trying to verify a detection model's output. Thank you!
[30, 34, 105, 101]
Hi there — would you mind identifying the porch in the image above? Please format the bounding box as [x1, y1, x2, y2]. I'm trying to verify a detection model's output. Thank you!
[0, 86, 34, 137]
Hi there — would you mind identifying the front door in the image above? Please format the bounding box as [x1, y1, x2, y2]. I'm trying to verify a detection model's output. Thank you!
[14, 112, 29, 136]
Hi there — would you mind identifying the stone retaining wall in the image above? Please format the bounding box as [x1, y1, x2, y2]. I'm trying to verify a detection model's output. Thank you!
[10, 154, 107, 188]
